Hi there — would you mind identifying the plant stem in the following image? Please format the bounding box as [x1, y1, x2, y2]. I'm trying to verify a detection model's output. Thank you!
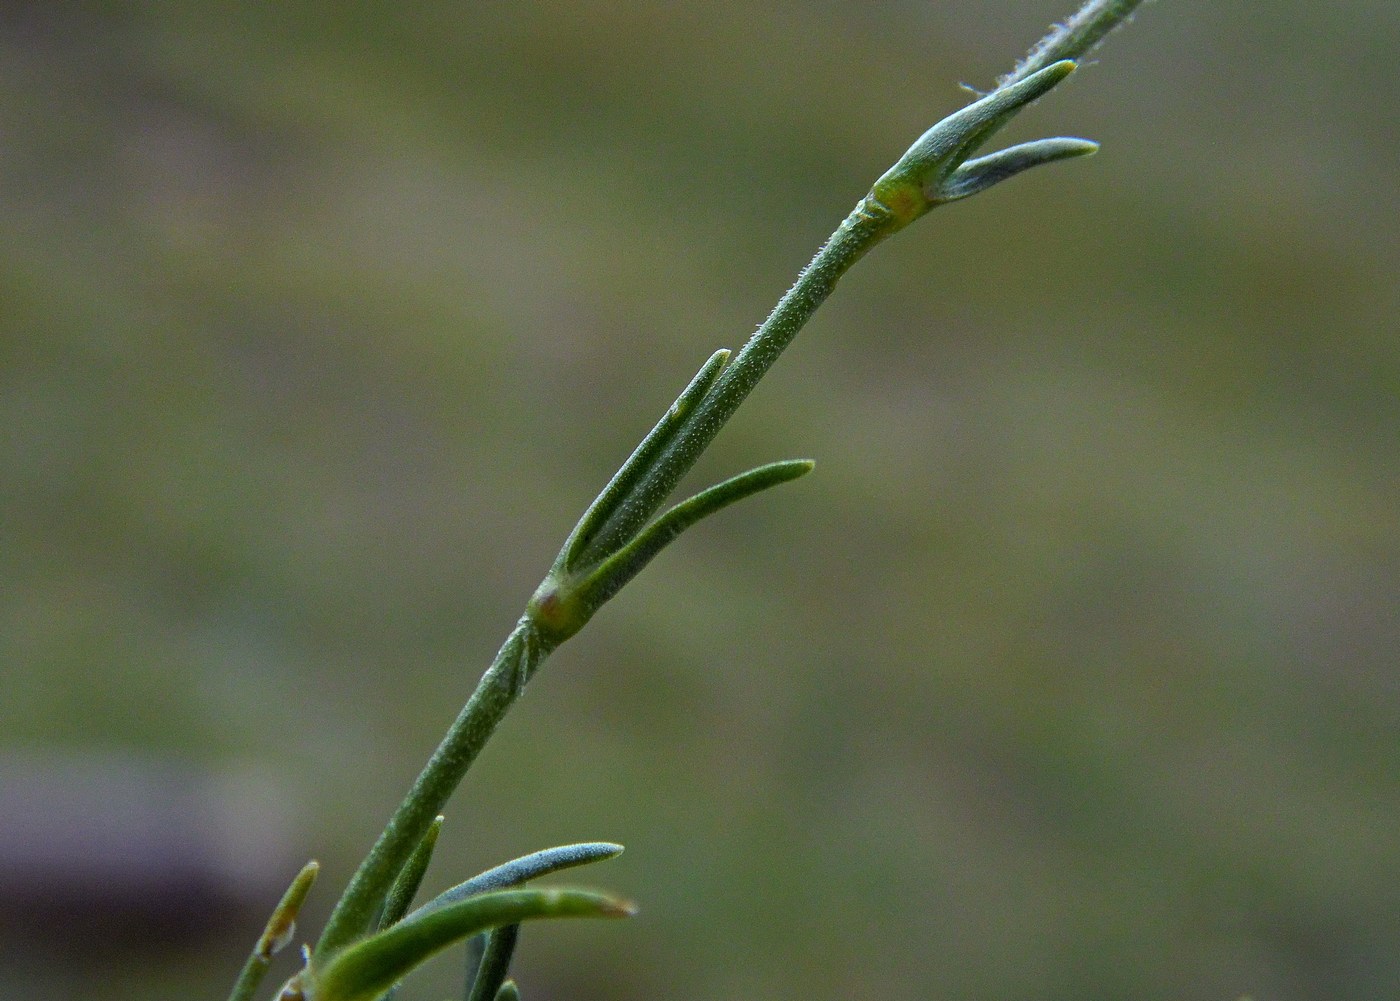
[1000, 0, 1149, 89]
[577, 197, 898, 563]
[463, 925, 520, 1001]
[303, 0, 1155, 977]
[314, 619, 552, 960]
[307, 200, 889, 952]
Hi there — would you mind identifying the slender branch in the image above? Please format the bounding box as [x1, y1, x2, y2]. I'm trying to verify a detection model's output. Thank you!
[578, 200, 896, 562]
[314, 620, 551, 960]
[1000, 0, 1150, 89]
[463, 925, 521, 1001]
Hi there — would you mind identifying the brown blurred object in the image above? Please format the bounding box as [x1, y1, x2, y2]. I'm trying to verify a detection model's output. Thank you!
[0, 748, 301, 955]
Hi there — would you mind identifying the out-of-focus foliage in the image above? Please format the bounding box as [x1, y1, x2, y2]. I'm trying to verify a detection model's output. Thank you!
[2, 3, 1396, 1000]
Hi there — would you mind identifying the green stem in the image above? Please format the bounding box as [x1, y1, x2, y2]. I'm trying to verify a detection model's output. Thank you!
[1000, 0, 1149, 89]
[463, 924, 520, 1001]
[313, 197, 897, 963]
[576, 196, 898, 563]
[314, 619, 552, 960]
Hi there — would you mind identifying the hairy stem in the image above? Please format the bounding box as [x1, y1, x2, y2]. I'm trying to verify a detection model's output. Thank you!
[576, 197, 897, 563]
[1001, 0, 1149, 89]
[314, 620, 552, 960]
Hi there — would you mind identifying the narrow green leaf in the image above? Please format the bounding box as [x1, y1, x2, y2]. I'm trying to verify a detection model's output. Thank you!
[378, 816, 444, 930]
[494, 981, 520, 1001]
[559, 349, 730, 571]
[308, 888, 634, 1001]
[941, 136, 1098, 201]
[572, 459, 814, 615]
[226, 860, 319, 1001]
[366, 818, 447, 1001]
[463, 925, 520, 1001]
[407, 842, 623, 922]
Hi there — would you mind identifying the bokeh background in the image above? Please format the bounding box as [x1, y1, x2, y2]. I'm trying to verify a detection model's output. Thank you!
[3, 2, 1397, 999]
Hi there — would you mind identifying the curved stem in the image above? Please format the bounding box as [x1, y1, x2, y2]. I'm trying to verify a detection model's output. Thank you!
[315, 199, 899, 964]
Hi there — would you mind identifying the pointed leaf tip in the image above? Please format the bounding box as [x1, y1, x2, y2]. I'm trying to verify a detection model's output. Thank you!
[602, 897, 639, 918]
[942, 136, 1098, 202]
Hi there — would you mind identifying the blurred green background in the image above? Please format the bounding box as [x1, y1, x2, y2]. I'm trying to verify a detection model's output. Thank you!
[2, 2, 1397, 999]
